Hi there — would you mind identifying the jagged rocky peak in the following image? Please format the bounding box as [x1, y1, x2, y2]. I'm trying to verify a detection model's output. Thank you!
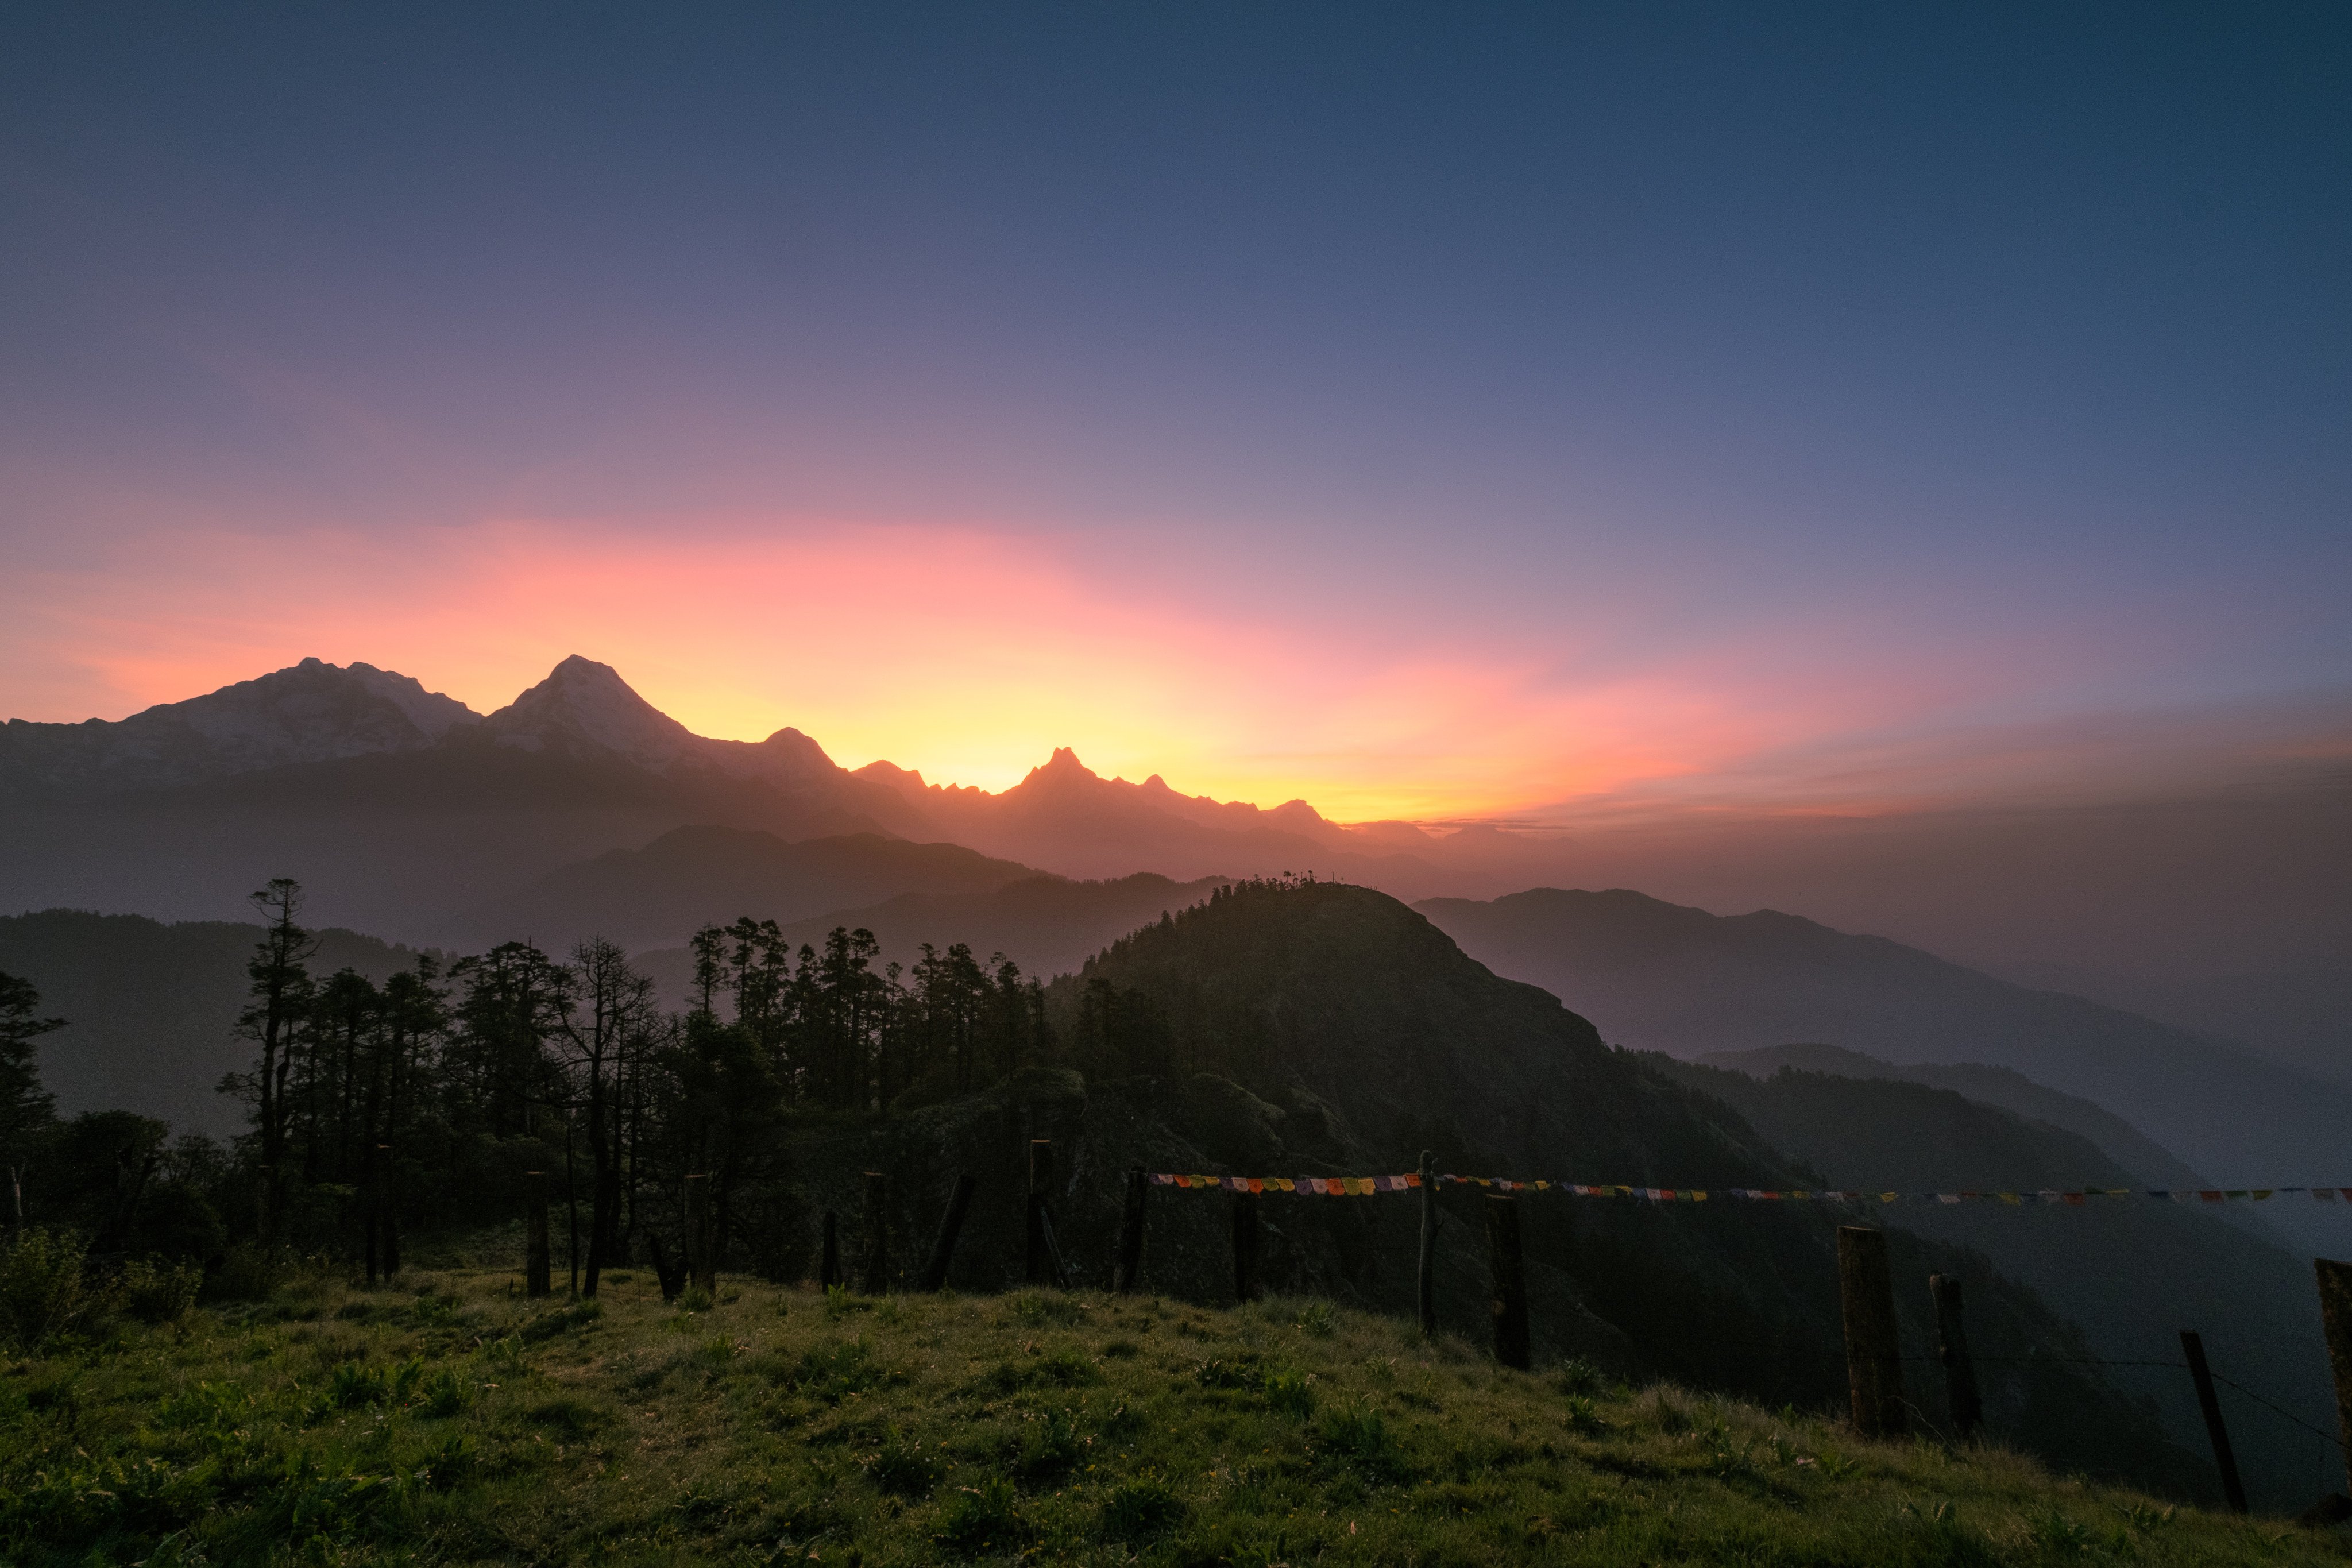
[484, 655, 697, 764]
[1024, 747, 1102, 788]
[748, 724, 839, 784]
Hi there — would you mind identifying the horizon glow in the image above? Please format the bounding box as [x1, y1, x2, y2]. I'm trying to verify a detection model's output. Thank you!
[6, 512, 2343, 828]
[2, 6, 2345, 832]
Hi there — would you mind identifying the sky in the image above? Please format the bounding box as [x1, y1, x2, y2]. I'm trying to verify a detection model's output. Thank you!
[2, 2, 2346, 826]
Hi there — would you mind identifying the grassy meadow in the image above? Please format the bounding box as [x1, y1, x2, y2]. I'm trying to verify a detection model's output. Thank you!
[3, 1260, 2343, 1566]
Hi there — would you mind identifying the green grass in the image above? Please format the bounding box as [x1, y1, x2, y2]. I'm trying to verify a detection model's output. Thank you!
[1, 1268, 2339, 1565]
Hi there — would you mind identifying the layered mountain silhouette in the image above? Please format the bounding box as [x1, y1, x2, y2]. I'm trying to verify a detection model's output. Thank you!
[0, 657, 480, 794]
[1001, 879, 2199, 1492]
[853, 748, 1474, 887]
[1416, 887, 2352, 1253]
[0, 656, 1577, 940]
[1694, 1042, 2222, 1199]
[473, 825, 1043, 952]
[0, 909, 426, 1137]
[1650, 1052, 2328, 1510]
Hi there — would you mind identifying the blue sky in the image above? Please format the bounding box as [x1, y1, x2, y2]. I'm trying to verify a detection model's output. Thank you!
[2, 2, 2345, 822]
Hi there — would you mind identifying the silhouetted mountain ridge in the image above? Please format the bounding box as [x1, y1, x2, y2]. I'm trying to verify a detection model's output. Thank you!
[1415, 885, 2352, 1253]
[0, 658, 481, 795]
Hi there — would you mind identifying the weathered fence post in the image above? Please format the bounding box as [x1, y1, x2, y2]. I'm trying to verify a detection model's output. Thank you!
[2180, 1329, 2249, 1513]
[820, 1211, 841, 1288]
[1836, 1226, 1905, 1436]
[1114, 1168, 1149, 1294]
[1026, 1140, 1053, 1286]
[862, 1171, 890, 1294]
[376, 1144, 399, 1280]
[525, 1171, 551, 1299]
[684, 1173, 714, 1297]
[918, 1173, 976, 1292]
[2316, 1260, 2352, 1496]
[365, 1146, 383, 1287]
[1485, 1193, 1531, 1369]
[1233, 1192, 1261, 1303]
[1417, 1150, 1437, 1338]
[1929, 1273, 1980, 1437]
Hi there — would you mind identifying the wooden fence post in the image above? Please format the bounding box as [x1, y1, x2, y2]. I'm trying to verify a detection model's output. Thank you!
[376, 1144, 399, 1280]
[1417, 1151, 1437, 1338]
[862, 1171, 890, 1294]
[1233, 1192, 1261, 1304]
[2180, 1330, 2249, 1513]
[365, 1146, 382, 1287]
[2316, 1260, 2352, 1497]
[524, 1171, 551, 1300]
[1114, 1168, 1149, 1294]
[1836, 1226, 1905, 1437]
[1929, 1273, 1980, 1437]
[1026, 1140, 1052, 1286]
[917, 1173, 976, 1292]
[1485, 1193, 1530, 1369]
[820, 1211, 841, 1288]
[684, 1173, 713, 1297]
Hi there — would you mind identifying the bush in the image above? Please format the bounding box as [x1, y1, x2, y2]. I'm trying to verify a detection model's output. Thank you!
[420, 1366, 473, 1416]
[864, 1427, 943, 1497]
[937, 1474, 1021, 1555]
[0, 1226, 98, 1349]
[207, 1240, 285, 1301]
[122, 1257, 204, 1326]
[1317, 1405, 1413, 1482]
[1264, 1369, 1317, 1419]
[1099, 1478, 1188, 1543]
[1552, 1357, 1607, 1396]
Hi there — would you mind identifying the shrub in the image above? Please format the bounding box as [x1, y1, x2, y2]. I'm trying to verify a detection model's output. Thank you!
[782, 1337, 885, 1403]
[865, 1427, 944, 1497]
[1293, 1300, 1337, 1338]
[1264, 1369, 1317, 1419]
[1552, 1357, 1606, 1396]
[1099, 1478, 1188, 1543]
[207, 1240, 285, 1302]
[937, 1474, 1021, 1555]
[1316, 1405, 1413, 1482]
[122, 1257, 204, 1326]
[527, 1396, 610, 1439]
[420, 1366, 473, 1416]
[1014, 1407, 1083, 1484]
[519, 1299, 602, 1342]
[0, 1226, 98, 1349]
[326, 1361, 388, 1410]
[679, 1285, 714, 1312]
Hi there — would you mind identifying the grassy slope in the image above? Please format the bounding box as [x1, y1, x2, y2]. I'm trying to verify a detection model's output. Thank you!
[5, 1266, 2338, 1567]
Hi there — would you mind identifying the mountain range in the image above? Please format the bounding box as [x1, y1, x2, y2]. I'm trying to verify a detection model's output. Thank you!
[1416, 887, 2352, 1256]
[0, 656, 1577, 944]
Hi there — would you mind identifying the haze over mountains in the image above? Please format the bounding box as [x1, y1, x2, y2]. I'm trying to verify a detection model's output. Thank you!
[1418, 887, 2352, 1254]
[7, 661, 2345, 1504]
[0, 656, 1577, 943]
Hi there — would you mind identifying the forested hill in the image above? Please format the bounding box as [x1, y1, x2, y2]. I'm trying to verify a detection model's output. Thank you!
[1416, 886, 2352, 1253]
[0, 909, 424, 1134]
[1018, 879, 2199, 1494]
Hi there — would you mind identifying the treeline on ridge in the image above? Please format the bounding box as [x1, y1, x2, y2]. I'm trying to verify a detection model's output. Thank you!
[0, 875, 1271, 1296]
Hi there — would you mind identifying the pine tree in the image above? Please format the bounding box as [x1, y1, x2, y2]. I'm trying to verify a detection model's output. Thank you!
[0, 969, 62, 1226]
[222, 878, 317, 1242]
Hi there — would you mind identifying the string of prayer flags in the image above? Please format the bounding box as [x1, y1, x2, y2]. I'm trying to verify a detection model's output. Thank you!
[1147, 1173, 1420, 1195]
[1145, 1172, 2352, 1207]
